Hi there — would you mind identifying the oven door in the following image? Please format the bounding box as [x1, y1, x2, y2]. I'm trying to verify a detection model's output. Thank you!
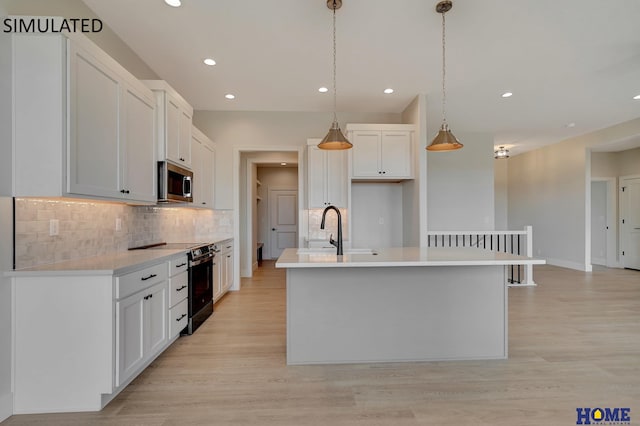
[189, 254, 214, 316]
[183, 253, 213, 334]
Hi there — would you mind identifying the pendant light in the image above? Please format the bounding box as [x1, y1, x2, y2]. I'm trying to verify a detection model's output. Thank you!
[427, 0, 463, 151]
[318, 0, 352, 150]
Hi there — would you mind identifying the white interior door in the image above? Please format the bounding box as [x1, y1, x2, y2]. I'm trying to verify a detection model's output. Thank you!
[622, 177, 640, 270]
[269, 189, 298, 259]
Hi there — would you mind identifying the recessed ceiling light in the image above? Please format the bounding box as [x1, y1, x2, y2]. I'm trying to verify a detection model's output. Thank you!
[565, 122, 576, 128]
[634, 94, 640, 100]
[318, 87, 329, 93]
[501, 92, 513, 98]
[225, 94, 235, 100]
[164, 0, 181, 7]
[280, 162, 287, 166]
[203, 58, 216, 66]
[383, 88, 394, 94]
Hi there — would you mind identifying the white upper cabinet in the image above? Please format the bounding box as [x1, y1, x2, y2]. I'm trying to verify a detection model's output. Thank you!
[307, 140, 348, 208]
[143, 81, 194, 170]
[11, 32, 156, 203]
[191, 126, 216, 209]
[347, 124, 415, 180]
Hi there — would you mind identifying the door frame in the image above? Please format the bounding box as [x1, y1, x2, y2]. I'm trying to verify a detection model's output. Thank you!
[234, 146, 305, 283]
[267, 187, 298, 260]
[591, 177, 617, 267]
[620, 174, 640, 269]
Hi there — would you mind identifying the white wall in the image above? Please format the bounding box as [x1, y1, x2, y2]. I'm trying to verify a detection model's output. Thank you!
[494, 159, 508, 230]
[400, 95, 427, 247]
[617, 147, 640, 176]
[591, 152, 618, 178]
[509, 117, 640, 271]
[2, 0, 158, 79]
[0, 1, 13, 418]
[193, 111, 401, 210]
[351, 183, 404, 248]
[427, 132, 495, 230]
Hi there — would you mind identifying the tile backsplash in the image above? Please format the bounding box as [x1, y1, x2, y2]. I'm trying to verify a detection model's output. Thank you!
[307, 208, 348, 241]
[14, 198, 233, 269]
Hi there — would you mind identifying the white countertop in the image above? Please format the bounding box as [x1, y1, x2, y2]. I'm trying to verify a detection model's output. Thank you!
[6, 249, 189, 277]
[7, 236, 234, 277]
[276, 247, 546, 268]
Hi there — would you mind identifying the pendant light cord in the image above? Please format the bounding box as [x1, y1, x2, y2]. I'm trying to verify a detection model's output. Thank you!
[332, 2, 338, 123]
[441, 8, 447, 127]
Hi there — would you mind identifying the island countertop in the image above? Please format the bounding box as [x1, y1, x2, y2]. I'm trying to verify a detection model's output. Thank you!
[276, 246, 546, 268]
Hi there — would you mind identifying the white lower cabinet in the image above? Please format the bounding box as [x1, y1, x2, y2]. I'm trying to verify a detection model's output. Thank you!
[168, 255, 189, 338]
[214, 239, 234, 302]
[11, 252, 186, 414]
[116, 280, 167, 387]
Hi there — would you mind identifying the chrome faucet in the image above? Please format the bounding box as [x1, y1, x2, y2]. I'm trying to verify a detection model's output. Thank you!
[320, 205, 343, 256]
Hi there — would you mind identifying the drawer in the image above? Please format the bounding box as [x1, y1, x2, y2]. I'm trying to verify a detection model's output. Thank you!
[170, 255, 189, 277]
[169, 271, 188, 307]
[169, 298, 188, 339]
[220, 239, 233, 253]
[116, 263, 167, 300]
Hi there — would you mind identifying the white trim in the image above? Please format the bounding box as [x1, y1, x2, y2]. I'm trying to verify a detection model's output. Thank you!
[428, 230, 527, 236]
[546, 257, 592, 272]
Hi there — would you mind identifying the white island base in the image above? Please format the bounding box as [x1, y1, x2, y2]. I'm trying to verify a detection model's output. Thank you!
[286, 265, 506, 364]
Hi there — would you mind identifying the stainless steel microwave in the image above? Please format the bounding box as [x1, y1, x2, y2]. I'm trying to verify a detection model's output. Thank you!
[158, 161, 193, 203]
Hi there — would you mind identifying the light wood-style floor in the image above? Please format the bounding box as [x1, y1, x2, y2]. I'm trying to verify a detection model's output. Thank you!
[3, 262, 639, 425]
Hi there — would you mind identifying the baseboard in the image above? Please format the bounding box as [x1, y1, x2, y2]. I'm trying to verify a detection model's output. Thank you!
[545, 257, 591, 272]
[0, 391, 13, 422]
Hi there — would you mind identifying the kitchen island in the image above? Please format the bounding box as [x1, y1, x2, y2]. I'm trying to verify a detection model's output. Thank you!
[276, 247, 545, 365]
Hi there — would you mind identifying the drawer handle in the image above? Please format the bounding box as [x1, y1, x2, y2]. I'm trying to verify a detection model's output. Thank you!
[176, 262, 187, 268]
[176, 285, 187, 291]
[176, 313, 187, 321]
[143, 293, 153, 300]
[141, 274, 157, 281]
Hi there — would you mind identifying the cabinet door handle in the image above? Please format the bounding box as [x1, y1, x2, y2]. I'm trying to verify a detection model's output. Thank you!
[227, 255, 231, 258]
[120, 189, 130, 194]
[144, 294, 152, 300]
[141, 274, 157, 281]
[382, 171, 386, 174]
[226, 245, 232, 249]
[176, 263, 187, 268]
[202, 202, 206, 205]
[176, 313, 187, 321]
[176, 285, 187, 291]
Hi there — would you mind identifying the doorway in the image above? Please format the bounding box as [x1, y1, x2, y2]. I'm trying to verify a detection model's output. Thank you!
[237, 148, 303, 280]
[621, 175, 640, 270]
[590, 178, 617, 268]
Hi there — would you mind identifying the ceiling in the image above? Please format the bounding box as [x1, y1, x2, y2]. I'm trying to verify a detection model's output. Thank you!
[81, 0, 640, 155]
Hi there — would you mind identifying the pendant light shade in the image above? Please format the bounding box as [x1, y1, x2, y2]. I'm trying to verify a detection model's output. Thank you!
[427, 0, 463, 152]
[429, 123, 463, 151]
[319, 0, 352, 150]
[319, 120, 352, 150]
